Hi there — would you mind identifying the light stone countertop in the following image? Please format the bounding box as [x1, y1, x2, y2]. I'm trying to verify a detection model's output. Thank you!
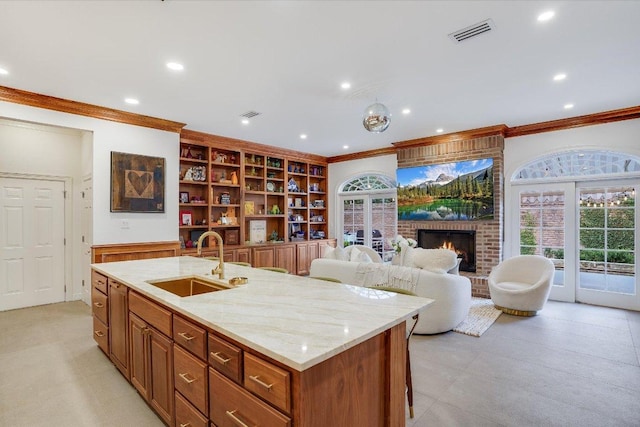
[92, 256, 433, 371]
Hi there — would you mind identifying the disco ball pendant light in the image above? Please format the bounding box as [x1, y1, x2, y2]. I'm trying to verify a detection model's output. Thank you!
[363, 102, 391, 133]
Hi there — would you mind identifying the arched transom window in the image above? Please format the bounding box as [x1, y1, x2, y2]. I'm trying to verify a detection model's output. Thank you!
[512, 150, 640, 183]
[339, 174, 396, 193]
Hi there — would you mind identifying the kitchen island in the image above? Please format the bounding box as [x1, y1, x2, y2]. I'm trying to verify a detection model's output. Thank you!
[91, 256, 432, 427]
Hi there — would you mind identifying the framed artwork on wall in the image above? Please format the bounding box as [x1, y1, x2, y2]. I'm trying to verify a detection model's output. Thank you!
[111, 151, 165, 212]
[396, 158, 494, 221]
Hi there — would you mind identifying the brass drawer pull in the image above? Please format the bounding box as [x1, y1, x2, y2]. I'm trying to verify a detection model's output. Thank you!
[249, 375, 273, 391]
[94, 330, 105, 337]
[210, 351, 231, 365]
[179, 423, 191, 427]
[178, 331, 195, 341]
[179, 372, 196, 384]
[225, 410, 250, 427]
[93, 302, 104, 308]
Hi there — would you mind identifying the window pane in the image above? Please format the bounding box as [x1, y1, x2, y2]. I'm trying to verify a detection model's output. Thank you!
[580, 229, 604, 249]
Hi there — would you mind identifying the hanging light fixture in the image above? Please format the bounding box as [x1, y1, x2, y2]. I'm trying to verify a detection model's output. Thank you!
[363, 102, 391, 133]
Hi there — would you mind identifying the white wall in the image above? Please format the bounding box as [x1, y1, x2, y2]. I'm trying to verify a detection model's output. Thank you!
[504, 118, 640, 256]
[0, 101, 180, 302]
[0, 101, 180, 244]
[328, 154, 397, 239]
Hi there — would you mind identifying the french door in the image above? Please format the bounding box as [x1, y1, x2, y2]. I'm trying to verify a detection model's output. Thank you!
[340, 193, 397, 262]
[514, 183, 576, 302]
[576, 182, 638, 310]
[513, 181, 639, 310]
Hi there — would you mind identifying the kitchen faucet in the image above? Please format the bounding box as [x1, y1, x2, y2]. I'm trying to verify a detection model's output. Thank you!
[196, 231, 225, 279]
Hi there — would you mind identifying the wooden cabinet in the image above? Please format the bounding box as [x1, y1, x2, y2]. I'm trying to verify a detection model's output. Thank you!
[109, 280, 129, 380]
[210, 368, 291, 427]
[296, 241, 319, 276]
[244, 353, 291, 413]
[91, 271, 109, 355]
[128, 293, 174, 426]
[208, 334, 242, 384]
[251, 246, 275, 268]
[275, 244, 296, 273]
[174, 345, 208, 416]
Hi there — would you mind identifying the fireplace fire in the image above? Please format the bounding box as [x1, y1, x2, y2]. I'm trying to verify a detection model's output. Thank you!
[417, 229, 476, 272]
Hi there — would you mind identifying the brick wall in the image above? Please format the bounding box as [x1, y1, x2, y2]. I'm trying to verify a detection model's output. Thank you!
[396, 134, 505, 297]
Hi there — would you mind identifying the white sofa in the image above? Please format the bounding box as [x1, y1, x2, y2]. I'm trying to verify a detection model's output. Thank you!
[309, 258, 471, 334]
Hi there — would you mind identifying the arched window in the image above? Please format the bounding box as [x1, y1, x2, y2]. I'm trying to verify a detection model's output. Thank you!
[338, 174, 397, 262]
[512, 150, 640, 183]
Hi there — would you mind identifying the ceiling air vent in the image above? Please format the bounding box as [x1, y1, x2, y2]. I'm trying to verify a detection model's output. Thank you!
[448, 19, 495, 43]
[240, 111, 261, 119]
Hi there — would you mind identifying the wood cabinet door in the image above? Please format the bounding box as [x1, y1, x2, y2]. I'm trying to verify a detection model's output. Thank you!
[236, 247, 251, 264]
[109, 280, 129, 380]
[149, 328, 174, 426]
[274, 244, 296, 274]
[129, 313, 149, 401]
[296, 242, 318, 276]
[252, 247, 275, 267]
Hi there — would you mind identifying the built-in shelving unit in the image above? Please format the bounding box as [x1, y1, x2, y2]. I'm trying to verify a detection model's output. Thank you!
[178, 131, 329, 263]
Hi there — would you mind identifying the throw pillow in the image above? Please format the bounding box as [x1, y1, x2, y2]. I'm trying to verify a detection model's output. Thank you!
[324, 244, 349, 261]
[350, 246, 373, 263]
[412, 248, 458, 274]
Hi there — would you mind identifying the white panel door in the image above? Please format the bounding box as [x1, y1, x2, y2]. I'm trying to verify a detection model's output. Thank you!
[81, 176, 92, 305]
[0, 177, 65, 311]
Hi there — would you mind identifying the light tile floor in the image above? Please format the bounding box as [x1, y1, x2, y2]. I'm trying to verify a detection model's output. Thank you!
[0, 300, 638, 426]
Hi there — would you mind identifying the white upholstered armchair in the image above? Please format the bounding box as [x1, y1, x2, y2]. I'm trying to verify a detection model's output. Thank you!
[488, 255, 555, 316]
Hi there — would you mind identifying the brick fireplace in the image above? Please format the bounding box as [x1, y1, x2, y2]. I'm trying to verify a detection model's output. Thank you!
[394, 131, 505, 298]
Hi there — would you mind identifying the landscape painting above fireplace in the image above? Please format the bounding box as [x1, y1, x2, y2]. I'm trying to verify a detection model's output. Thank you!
[397, 158, 494, 220]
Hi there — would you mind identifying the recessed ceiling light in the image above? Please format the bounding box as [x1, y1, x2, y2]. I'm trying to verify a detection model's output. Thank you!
[340, 82, 351, 90]
[124, 98, 139, 105]
[0, 67, 8, 75]
[300, 134, 307, 139]
[343, 145, 349, 150]
[402, 108, 411, 115]
[553, 73, 567, 81]
[241, 119, 249, 125]
[564, 103, 574, 109]
[436, 128, 444, 133]
[166, 62, 184, 71]
[537, 11, 555, 22]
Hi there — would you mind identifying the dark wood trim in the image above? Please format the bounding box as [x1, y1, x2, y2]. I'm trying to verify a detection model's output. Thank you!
[327, 146, 397, 164]
[92, 241, 181, 264]
[505, 105, 640, 138]
[392, 124, 509, 150]
[0, 85, 186, 133]
[181, 129, 328, 164]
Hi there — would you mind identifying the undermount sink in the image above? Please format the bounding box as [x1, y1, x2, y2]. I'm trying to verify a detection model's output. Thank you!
[146, 276, 233, 297]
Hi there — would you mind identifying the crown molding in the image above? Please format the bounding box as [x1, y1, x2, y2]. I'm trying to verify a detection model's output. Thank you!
[181, 128, 328, 164]
[327, 146, 397, 164]
[392, 125, 509, 150]
[505, 105, 640, 138]
[0, 85, 186, 133]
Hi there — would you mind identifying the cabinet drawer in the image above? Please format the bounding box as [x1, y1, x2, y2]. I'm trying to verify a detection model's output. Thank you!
[173, 315, 206, 360]
[174, 345, 208, 416]
[129, 291, 172, 337]
[209, 368, 290, 427]
[91, 286, 108, 324]
[92, 270, 108, 294]
[175, 391, 208, 427]
[208, 334, 242, 383]
[244, 353, 291, 413]
[92, 316, 109, 355]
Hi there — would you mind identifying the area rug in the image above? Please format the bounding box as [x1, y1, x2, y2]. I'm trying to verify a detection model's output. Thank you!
[453, 297, 502, 337]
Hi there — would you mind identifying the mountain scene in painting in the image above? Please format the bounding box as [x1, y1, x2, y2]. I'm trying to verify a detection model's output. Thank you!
[396, 158, 494, 220]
